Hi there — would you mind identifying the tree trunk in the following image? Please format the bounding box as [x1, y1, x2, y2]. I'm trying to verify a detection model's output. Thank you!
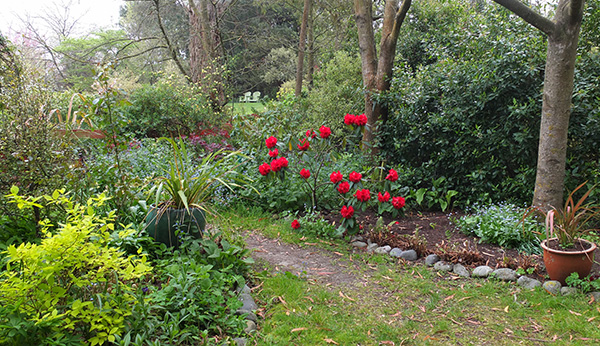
[306, 6, 315, 88]
[188, 0, 228, 110]
[532, 1, 584, 209]
[354, 0, 411, 154]
[492, 0, 585, 209]
[295, 0, 312, 97]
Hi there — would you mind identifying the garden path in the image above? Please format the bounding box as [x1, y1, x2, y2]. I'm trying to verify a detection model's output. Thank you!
[244, 230, 369, 288]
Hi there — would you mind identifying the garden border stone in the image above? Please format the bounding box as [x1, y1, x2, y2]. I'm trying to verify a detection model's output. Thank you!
[350, 238, 600, 301]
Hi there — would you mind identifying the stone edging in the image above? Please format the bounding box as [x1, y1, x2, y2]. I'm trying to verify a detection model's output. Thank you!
[233, 284, 258, 346]
[350, 236, 600, 300]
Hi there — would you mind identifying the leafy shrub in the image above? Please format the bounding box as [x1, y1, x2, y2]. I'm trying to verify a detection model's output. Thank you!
[452, 203, 543, 254]
[379, 3, 546, 205]
[0, 188, 152, 345]
[120, 233, 251, 343]
[286, 208, 341, 239]
[122, 80, 216, 138]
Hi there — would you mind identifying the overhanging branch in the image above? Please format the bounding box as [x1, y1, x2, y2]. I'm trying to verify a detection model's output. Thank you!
[492, 0, 555, 36]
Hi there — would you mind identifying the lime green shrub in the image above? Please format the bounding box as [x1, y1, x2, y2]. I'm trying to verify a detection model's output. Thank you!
[0, 187, 152, 345]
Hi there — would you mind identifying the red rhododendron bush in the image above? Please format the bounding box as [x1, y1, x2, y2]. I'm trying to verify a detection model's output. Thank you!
[257, 113, 407, 235]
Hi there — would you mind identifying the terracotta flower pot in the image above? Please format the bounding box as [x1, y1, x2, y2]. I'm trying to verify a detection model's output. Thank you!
[541, 238, 596, 285]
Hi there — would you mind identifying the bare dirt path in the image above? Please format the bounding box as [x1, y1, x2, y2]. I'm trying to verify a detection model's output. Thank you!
[244, 230, 368, 288]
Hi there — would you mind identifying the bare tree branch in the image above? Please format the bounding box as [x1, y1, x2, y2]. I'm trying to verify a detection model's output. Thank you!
[491, 0, 555, 35]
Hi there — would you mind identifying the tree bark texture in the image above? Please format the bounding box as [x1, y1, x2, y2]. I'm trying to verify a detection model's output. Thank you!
[354, 0, 411, 153]
[493, 0, 585, 209]
[189, 0, 227, 109]
[533, 0, 584, 209]
[295, 0, 312, 97]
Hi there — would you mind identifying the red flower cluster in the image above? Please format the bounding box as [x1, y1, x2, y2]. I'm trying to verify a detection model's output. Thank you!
[378, 191, 390, 202]
[269, 149, 279, 158]
[265, 136, 277, 149]
[270, 157, 289, 172]
[392, 196, 406, 209]
[297, 138, 310, 151]
[344, 113, 368, 126]
[354, 189, 371, 202]
[341, 205, 354, 219]
[348, 171, 362, 183]
[291, 219, 301, 229]
[385, 169, 398, 182]
[330, 171, 343, 184]
[337, 181, 350, 194]
[319, 125, 331, 139]
[259, 163, 271, 176]
[299, 168, 310, 179]
[306, 129, 317, 138]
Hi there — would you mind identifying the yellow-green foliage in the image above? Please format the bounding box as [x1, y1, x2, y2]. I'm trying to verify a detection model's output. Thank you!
[0, 187, 152, 345]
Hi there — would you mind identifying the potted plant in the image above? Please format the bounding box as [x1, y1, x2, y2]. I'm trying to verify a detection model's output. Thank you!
[532, 182, 599, 284]
[145, 137, 246, 248]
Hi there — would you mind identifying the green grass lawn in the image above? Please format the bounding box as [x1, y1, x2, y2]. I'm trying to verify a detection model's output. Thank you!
[226, 101, 266, 115]
[218, 207, 600, 346]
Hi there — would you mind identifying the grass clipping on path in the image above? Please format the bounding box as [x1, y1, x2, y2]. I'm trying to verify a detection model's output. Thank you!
[220, 208, 600, 345]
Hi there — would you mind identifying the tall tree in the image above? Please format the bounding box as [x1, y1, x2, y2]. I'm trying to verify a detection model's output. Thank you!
[491, 0, 586, 209]
[354, 0, 411, 153]
[295, 0, 312, 96]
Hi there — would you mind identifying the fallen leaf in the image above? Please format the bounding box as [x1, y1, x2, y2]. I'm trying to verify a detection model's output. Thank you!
[390, 311, 403, 317]
[450, 318, 463, 325]
[324, 338, 339, 345]
[588, 316, 597, 322]
[382, 275, 394, 281]
[334, 252, 344, 256]
[504, 306, 509, 313]
[339, 291, 355, 301]
[380, 341, 395, 345]
[418, 306, 426, 313]
[304, 296, 314, 303]
[457, 296, 472, 302]
[444, 294, 455, 302]
[291, 328, 307, 333]
[317, 272, 334, 275]
[278, 296, 287, 305]
[569, 310, 582, 316]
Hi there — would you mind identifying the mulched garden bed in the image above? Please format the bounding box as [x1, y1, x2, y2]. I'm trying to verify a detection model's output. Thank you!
[322, 209, 600, 281]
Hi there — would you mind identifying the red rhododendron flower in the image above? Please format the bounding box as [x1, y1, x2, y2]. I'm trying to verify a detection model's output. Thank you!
[378, 191, 391, 203]
[299, 168, 310, 179]
[355, 113, 367, 126]
[337, 181, 350, 194]
[354, 189, 371, 202]
[341, 205, 354, 219]
[348, 171, 362, 183]
[305, 129, 317, 138]
[278, 157, 289, 168]
[344, 113, 356, 125]
[392, 196, 406, 209]
[259, 163, 271, 176]
[297, 138, 310, 151]
[291, 219, 301, 229]
[319, 125, 331, 139]
[265, 136, 277, 149]
[270, 157, 288, 172]
[385, 169, 398, 182]
[268, 149, 279, 158]
[330, 171, 343, 184]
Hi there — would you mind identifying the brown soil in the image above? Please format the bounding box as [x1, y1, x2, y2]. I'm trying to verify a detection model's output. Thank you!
[245, 210, 600, 285]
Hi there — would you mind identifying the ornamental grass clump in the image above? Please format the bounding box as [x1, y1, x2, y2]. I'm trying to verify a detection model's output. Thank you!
[528, 182, 600, 249]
